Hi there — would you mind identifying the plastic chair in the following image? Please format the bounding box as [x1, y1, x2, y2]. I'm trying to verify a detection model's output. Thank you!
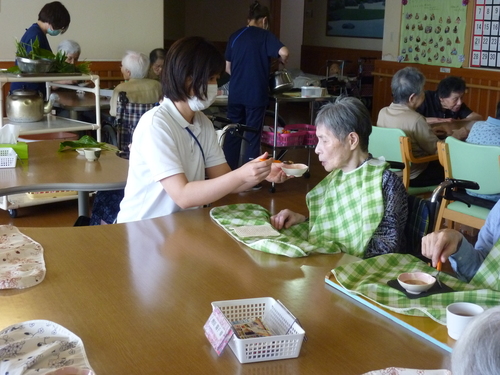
[369, 126, 438, 196]
[433, 137, 500, 231]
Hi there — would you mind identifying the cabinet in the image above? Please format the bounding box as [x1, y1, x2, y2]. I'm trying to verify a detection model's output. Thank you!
[0, 73, 102, 217]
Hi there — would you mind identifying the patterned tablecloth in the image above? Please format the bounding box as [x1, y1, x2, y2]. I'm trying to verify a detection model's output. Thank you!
[0, 225, 45, 289]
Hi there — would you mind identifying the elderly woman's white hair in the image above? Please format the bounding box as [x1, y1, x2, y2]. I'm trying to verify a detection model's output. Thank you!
[451, 306, 500, 375]
[57, 40, 81, 55]
[121, 50, 149, 79]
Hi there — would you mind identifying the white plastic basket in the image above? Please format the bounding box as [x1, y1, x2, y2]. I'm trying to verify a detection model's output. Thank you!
[0, 148, 17, 168]
[211, 297, 305, 363]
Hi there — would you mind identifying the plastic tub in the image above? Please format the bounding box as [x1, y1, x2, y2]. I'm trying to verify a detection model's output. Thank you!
[301, 86, 322, 97]
[211, 297, 305, 363]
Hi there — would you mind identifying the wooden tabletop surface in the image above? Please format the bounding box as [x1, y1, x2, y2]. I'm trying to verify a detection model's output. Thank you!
[54, 90, 110, 112]
[0, 140, 128, 195]
[1, 209, 451, 374]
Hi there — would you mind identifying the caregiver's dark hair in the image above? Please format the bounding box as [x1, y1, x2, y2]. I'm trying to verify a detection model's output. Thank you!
[162, 36, 225, 102]
[38, 1, 70, 31]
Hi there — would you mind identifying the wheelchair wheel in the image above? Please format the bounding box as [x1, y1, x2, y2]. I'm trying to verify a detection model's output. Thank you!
[102, 124, 118, 147]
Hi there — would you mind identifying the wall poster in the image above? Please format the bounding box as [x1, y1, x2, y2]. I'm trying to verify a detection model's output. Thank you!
[399, 0, 468, 68]
[471, 0, 500, 68]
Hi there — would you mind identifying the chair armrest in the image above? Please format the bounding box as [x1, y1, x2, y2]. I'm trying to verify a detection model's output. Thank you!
[401, 136, 439, 164]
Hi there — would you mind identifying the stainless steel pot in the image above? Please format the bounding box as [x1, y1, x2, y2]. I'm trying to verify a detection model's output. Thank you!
[269, 69, 293, 93]
[6, 89, 54, 123]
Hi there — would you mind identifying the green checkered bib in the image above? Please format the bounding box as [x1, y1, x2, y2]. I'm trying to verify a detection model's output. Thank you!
[331, 243, 500, 324]
[210, 160, 386, 258]
[306, 160, 386, 257]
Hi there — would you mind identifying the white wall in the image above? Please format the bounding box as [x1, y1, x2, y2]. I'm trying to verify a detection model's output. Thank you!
[280, 0, 304, 70]
[0, 0, 164, 61]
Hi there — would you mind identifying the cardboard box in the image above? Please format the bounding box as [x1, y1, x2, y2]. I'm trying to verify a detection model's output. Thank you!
[0, 142, 28, 159]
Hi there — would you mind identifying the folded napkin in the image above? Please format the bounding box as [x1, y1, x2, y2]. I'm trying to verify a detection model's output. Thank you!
[0, 225, 46, 289]
[332, 253, 500, 324]
[362, 368, 451, 375]
[0, 320, 95, 375]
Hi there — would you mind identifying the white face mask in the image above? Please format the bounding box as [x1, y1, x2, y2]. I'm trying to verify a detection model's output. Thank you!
[188, 84, 218, 111]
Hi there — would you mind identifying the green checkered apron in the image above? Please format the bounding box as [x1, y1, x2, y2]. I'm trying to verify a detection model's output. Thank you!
[210, 161, 386, 258]
[331, 240, 500, 325]
[306, 160, 386, 257]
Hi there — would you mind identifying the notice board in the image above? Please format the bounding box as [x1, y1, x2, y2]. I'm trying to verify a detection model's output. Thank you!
[399, 0, 469, 68]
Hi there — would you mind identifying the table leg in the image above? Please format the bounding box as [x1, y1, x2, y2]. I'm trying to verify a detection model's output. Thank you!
[78, 191, 90, 217]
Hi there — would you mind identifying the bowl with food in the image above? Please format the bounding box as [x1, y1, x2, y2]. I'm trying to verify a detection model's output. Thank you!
[397, 272, 436, 294]
[16, 57, 54, 73]
[281, 163, 308, 177]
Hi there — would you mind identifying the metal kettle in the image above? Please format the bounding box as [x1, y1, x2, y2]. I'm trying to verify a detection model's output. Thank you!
[6, 89, 54, 122]
[269, 69, 293, 93]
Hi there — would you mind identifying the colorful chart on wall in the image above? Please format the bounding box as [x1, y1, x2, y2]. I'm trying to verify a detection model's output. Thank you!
[471, 0, 500, 68]
[399, 0, 468, 68]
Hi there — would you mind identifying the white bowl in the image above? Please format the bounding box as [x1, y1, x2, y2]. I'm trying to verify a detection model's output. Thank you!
[75, 148, 85, 156]
[281, 163, 308, 177]
[397, 272, 436, 294]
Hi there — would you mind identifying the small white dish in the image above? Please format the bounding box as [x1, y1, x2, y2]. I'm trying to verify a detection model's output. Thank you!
[281, 163, 308, 177]
[75, 148, 85, 156]
[397, 272, 436, 295]
[83, 147, 101, 162]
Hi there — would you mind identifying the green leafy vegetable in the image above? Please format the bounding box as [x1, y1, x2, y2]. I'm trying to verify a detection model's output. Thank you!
[14, 37, 91, 75]
[58, 135, 119, 152]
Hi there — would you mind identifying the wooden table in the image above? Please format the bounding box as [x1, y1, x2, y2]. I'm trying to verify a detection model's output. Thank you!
[54, 90, 110, 120]
[0, 140, 127, 216]
[0, 209, 450, 374]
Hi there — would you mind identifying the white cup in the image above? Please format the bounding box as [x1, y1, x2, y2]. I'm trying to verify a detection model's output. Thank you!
[446, 302, 484, 340]
[83, 148, 101, 162]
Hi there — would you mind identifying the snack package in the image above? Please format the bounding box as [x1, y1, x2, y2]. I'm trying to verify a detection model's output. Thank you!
[232, 317, 273, 339]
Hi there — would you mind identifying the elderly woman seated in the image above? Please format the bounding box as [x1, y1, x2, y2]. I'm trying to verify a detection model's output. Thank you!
[58, 39, 80, 64]
[147, 48, 166, 81]
[109, 50, 162, 117]
[270, 97, 408, 258]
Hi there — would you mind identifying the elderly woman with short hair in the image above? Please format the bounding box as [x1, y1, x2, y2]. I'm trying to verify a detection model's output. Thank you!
[57, 39, 80, 64]
[271, 97, 408, 258]
[109, 50, 162, 116]
[377, 66, 443, 187]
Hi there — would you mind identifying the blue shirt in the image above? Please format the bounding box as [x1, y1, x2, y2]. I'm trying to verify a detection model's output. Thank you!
[450, 199, 500, 281]
[464, 116, 500, 202]
[225, 26, 284, 107]
[10, 23, 52, 96]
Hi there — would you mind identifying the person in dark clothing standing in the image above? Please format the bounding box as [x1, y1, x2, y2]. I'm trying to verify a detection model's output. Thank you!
[10, 1, 71, 97]
[223, 1, 289, 180]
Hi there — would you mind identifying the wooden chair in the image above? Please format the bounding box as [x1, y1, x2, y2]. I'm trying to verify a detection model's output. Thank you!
[433, 137, 500, 231]
[369, 126, 439, 195]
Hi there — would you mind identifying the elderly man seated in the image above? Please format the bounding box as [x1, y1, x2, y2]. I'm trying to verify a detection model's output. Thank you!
[109, 50, 162, 117]
[377, 67, 443, 187]
[417, 76, 482, 139]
